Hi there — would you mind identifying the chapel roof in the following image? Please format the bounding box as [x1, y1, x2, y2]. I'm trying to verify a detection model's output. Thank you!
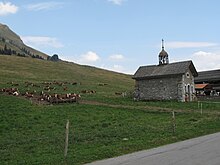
[133, 60, 198, 80]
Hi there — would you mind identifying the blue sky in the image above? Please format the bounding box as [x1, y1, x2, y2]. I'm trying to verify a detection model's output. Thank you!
[1, 0, 220, 74]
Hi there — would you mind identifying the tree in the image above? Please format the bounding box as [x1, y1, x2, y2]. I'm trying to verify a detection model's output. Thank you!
[3, 45, 11, 55]
[4, 44, 7, 52]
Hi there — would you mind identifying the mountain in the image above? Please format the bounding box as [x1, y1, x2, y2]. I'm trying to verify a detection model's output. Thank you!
[0, 23, 48, 59]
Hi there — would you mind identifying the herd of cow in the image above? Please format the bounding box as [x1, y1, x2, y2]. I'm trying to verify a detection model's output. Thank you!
[0, 81, 83, 104]
[1, 81, 127, 104]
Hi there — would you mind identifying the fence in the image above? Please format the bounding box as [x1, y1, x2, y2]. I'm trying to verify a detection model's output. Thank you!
[198, 101, 220, 114]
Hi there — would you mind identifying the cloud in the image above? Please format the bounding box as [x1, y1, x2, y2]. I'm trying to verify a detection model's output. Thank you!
[164, 41, 218, 49]
[26, 1, 64, 11]
[21, 36, 64, 48]
[108, 0, 125, 5]
[63, 54, 134, 74]
[0, 2, 18, 16]
[109, 54, 124, 60]
[112, 64, 124, 71]
[101, 64, 125, 73]
[191, 51, 220, 71]
[77, 51, 100, 64]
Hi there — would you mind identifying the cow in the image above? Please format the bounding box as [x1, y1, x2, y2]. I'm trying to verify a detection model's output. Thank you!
[72, 82, 77, 85]
[24, 92, 34, 98]
[115, 92, 123, 95]
[63, 86, 68, 91]
[13, 91, 19, 96]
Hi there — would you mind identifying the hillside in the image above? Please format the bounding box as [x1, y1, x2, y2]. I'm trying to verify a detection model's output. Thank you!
[0, 55, 132, 83]
[0, 23, 48, 59]
[0, 23, 134, 102]
[0, 55, 134, 102]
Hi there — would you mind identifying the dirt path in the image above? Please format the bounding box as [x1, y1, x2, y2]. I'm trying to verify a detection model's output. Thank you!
[80, 100, 220, 115]
[79, 100, 191, 113]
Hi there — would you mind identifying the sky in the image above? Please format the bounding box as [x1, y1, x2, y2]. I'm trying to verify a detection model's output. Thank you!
[1, 0, 220, 74]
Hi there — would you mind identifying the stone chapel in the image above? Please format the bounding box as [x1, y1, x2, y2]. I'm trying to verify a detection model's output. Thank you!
[132, 40, 198, 102]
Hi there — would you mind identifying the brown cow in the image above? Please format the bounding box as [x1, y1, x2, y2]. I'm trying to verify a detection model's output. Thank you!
[63, 86, 68, 91]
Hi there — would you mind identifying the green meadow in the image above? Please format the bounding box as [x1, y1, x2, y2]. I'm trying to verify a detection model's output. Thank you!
[0, 55, 220, 165]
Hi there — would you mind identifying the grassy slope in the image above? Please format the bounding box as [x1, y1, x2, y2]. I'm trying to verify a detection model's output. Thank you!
[0, 55, 132, 84]
[0, 55, 220, 165]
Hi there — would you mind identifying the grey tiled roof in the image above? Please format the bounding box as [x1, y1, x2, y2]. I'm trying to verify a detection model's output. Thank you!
[133, 60, 198, 80]
[195, 69, 220, 83]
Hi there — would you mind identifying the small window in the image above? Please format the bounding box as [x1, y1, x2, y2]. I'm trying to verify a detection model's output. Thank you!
[186, 72, 190, 78]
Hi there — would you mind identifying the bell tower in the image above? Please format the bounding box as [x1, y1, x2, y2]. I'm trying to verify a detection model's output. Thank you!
[158, 39, 169, 65]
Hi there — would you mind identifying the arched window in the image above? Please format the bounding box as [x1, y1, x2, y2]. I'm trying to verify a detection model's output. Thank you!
[191, 85, 194, 93]
[188, 85, 190, 94]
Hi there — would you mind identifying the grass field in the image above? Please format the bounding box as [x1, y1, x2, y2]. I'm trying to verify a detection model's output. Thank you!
[0, 55, 220, 165]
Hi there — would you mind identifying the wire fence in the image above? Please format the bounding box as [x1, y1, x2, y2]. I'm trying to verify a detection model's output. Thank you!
[197, 101, 220, 114]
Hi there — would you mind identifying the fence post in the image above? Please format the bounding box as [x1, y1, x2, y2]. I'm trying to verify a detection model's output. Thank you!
[200, 103, 203, 115]
[172, 110, 176, 135]
[64, 120, 69, 158]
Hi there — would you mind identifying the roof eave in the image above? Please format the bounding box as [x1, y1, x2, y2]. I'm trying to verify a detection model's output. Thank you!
[132, 73, 183, 80]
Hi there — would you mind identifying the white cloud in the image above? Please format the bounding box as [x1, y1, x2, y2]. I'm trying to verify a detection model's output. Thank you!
[109, 54, 124, 60]
[108, 0, 125, 5]
[21, 36, 64, 48]
[192, 51, 220, 71]
[26, 2, 64, 11]
[112, 64, 124, 71]
[63, 55, 134, 74]
[165, 41, 218, 49]
[77, 51, 100, 64]
[0, 2, 18, 16]
[100, 64, 124, 73]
